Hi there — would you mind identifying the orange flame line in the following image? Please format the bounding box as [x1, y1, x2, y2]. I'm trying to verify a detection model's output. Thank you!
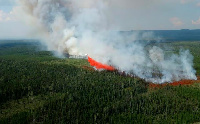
[88, 56, 115, 71]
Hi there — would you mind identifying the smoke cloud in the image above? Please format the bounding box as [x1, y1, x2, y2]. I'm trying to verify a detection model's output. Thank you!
[16, 0, 197, 83]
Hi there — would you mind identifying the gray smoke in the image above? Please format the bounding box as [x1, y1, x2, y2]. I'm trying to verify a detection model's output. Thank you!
[16, 0, 197, 83]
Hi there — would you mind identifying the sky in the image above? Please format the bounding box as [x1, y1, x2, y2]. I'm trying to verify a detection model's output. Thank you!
[0, 0, 32, 39]
[0, 0, 200, 39]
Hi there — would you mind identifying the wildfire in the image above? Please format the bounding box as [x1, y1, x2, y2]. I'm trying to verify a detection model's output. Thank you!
[87, 56, 199, 87]
[88, 56, 115, 71]
[149, 76, 200, 88]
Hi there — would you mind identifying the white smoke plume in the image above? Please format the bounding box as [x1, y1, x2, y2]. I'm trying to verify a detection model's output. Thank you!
[16, 0, 197, 83]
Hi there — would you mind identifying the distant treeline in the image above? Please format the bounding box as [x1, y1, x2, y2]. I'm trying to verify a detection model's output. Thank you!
[1, 29, 200, 43]
[0, 40, 41, 48]
[121, 29, 200, 42]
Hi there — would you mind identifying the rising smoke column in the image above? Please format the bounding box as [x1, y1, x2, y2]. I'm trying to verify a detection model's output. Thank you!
[16, 0, 197, 83]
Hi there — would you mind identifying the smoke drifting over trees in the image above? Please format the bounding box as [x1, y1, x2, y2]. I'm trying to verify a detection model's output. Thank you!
[16, 0, 197, 83]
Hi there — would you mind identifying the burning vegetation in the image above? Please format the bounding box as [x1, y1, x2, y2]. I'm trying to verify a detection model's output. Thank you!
[86, 56, 198, 86]
[88, 56, 115, 71]
[149, 76, 200, 88]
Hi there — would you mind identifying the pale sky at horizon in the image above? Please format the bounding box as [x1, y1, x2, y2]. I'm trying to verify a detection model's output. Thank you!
[0, 0, 200, 38]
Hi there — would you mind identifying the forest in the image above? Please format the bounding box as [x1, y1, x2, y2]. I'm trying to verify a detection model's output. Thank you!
[0, 40, 200, 123]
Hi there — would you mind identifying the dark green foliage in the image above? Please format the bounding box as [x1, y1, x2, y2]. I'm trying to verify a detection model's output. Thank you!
[0, 41, 200, 123]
